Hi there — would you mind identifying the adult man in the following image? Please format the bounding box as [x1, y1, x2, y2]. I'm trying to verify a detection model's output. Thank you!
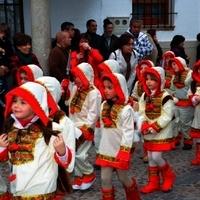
[125, 18, 153, 62]
[49, 31, 71, 114]
[84, 19, 103, 54]
[52, 22, 75, 49]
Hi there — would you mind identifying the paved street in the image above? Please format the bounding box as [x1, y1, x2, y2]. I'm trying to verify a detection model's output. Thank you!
[1, 141, 200, 200]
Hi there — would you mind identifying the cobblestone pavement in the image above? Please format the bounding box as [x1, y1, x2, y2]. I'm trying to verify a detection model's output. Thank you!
[1, 141, 200, 200]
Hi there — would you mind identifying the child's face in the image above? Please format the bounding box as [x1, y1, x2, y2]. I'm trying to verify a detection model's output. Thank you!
[165, 56, 171, 65]
[140, 64, 149, 74]
[11, 96, 35, 120]
[103, 79, 117, 101]
[146, 74, 158, 91]
[20, 72, 28, 85]
[73, 75, 83, 89]
[171, 62, 179, 73]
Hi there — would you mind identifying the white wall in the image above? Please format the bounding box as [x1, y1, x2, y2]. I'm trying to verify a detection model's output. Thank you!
[24, 0, 200, 40]
[49, 0, 132, 37]
[23, 0, 200, 67]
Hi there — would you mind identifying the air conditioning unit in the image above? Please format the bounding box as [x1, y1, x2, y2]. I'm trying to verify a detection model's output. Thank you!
[108, 17, 130, 35]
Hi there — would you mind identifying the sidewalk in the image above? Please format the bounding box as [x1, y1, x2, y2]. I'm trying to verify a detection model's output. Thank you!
[1, 141, 200, 200]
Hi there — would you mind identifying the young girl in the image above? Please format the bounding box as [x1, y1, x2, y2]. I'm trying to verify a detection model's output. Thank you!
[35, 76, 75, 173]
[95, 73, 141, 200]
[161, 51, 180, 147]
[169, 57, 194, 150]
[188, 60, 200, 165]
[130, 59, 154, 163]
[69, 62, 102, 190]
[139, 67, 175, 194]
[16, 64, 43, 86]
[161, 51, 175, 93]
[0, 82, 72, 199]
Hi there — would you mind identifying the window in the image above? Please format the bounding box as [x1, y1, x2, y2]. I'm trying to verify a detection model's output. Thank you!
[132, 0, 177, 30]
[0, 0, 24, 39]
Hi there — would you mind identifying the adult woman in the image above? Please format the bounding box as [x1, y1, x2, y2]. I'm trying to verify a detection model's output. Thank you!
[109, 33, 139, 95]
[10, 33, 41, 87]
[101, 18, 118, 61]
[170, 35, 190, 64]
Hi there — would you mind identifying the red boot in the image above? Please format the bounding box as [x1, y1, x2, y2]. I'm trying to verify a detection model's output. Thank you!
[101, 186, 115, 200]
[191, 143, 200, 165]
[159, 161, 175, 192]
[174, 132, 182, 146]
[123, 178, 141, 200]
[140, 166, 160, 193]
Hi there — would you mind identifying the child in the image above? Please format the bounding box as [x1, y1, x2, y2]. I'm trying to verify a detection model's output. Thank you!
[161, 51, 180, 147]
[169, 57, 194, 150]
[161, 51, 175, 93]
[139, 67, 175, 193]
[98, 59, 120, 76]
[69, 62, 102, 190]
[130, 59, 154, 163]
[93, 59, 120, 170]
[0, 82, 72, 199]
[95, 73, 141, 200]
[16, 64, 43, 85]
[188, 60, 200, 165]
[70, 33, 103, 88]
[35, 76, 75, 173]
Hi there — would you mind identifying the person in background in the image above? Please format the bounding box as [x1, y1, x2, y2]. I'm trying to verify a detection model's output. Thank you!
[52, 21, 76, 50]
[109, 34, 139, 95]
[71, 28, 81, 52]
[196, 33, 200, 61]
[0, 22, 13, 132]
[16, 64, 43, 86]
[124, 18, 153, 62]
[49, 31, 72, 115]
[96, 73, 141, 200]
[70, 33, 103, 88]
[9, 33, 41, 88]
[139, 67, 175, 194]
[84, 19, 103, 54]
[0, 82, 72, 199]
[147, 29, 163, 66]
[101, 18, 118, 61]
[170, 35, 190, 64]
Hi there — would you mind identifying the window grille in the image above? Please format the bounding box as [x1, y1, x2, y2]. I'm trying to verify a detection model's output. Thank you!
[0, 0, 24, 39]
[132, 0, 177, 30]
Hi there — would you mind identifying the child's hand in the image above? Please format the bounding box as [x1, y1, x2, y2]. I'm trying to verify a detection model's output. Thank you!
[0, 134, 9, 147]
[195, 95, 200, 102]
[53, 134, 66, 156]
